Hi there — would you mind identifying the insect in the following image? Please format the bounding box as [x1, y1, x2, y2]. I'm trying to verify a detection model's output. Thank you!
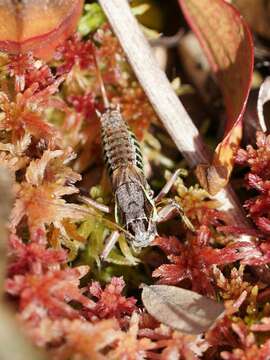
[79, 57, 194, 258]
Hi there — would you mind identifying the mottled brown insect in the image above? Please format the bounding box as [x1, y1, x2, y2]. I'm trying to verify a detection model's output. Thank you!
[80, 57, 194, 255]
[99, 104, 157, 249]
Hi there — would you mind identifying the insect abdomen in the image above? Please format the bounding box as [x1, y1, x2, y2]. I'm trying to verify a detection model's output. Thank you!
[100, 109, 144, 176]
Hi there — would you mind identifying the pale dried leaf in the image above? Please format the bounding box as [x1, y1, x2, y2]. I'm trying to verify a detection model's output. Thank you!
[142, 285, 224, 334]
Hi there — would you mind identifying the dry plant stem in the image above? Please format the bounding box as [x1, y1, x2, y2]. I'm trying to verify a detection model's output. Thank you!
[98, 0, 249, 229]
[0, 167, 46, 360]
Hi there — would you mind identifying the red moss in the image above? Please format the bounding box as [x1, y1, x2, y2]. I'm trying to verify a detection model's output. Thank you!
[85, 277, 137, 323]
[54, 33, 95, 75]
[152, 332, 200, 360]
[39, 318, 121, 358]
[68, 92, 96, 120]
[206, 316, 239, 350]
[235, 132, 270, 236]
[153, 226, 247, 297]
[138, 317, 203, 359]
[113, 86, 157, 140]
[8, 52, 55, 93]
[221, 322, 270, 360]
[6, 266, 93, 326]
[8, 232, 67, 276]
[3, 20, 262, 360]
[8, 53, 36, 92]
[240, 242, 270, 266]
[108, 313, 155, 360]
[0, 74, 67, 146]
[95, 25, 122, 84]
[25, 64, 54, 91]
[236, 132, 270, 178]
[9, 149, 86, 237]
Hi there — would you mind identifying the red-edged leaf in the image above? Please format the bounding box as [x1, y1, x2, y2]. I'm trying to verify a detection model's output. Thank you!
[0, 0, 83, 60]
[178, 0, 254, 195]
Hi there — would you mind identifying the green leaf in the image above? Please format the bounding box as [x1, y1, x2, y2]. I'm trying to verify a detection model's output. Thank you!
[131, 4, 150, 16]
[78, 217, 109, 267]
[106, 235, 140, 266]
[78, 2, 153, 37]
[78, 3, 106, 36]
[107, 249, 135, 266]
[118, 235, 140, 265]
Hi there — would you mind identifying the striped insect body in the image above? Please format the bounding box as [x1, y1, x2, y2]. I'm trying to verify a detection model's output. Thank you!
[98, 104, 157, 249]
[100, 107, 138, 171]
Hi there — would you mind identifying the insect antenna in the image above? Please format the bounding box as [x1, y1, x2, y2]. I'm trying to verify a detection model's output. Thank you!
[93, 51, 110, 109]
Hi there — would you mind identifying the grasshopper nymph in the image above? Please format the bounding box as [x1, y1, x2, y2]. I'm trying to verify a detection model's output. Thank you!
[99, 103, 158, 249]
[79, 56, 194, 256]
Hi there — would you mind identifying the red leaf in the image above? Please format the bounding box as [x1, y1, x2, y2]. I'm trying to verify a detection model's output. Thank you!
[178, 0, 254, 194]
[0, 0, 83, 60]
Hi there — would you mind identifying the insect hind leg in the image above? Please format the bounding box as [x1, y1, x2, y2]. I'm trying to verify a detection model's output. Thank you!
[157, 199, 195, 232]
[154, 169, 182, 203]
[100, 230, 120, 261]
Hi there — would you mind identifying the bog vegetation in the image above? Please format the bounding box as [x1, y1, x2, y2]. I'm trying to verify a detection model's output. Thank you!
[2, 0, 270, 359]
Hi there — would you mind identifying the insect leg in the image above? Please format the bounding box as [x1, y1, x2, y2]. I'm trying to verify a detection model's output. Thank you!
[154, 169, 181, 203]
[77, 195, 111, 213]
[157, 199, 195, 232]
[100, 230, 120, 261]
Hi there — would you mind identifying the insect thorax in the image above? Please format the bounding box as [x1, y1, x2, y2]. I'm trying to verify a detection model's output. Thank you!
[115, 180, 156, 248]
